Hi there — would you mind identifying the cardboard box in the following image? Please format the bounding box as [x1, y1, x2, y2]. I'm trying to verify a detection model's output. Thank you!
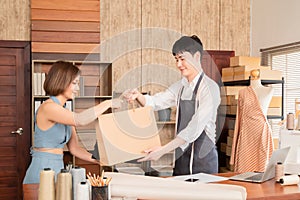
[230, 105, 237, 115]
[227, 119, 235, 130]
[228, 129, 234, 137]
[269, 96, 282, 108]
[234, 68, 282, 81]
[222, 67, 234, 82]
[226, 145, 232, 156]
[267, 107, 281, 116]
[220, 143, 227, 153]
[233, 65, 271, 73]
[221, 95, 236, 106]
[95, 106, 161, 166]
[227, 136, 233, 147]
[222, 86, 246, 96]
[230, 56, 261, 67]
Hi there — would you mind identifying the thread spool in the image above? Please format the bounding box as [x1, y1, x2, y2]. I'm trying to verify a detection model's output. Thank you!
[38, 168, 55, 200]
[76, 182, 90, 200]
[71, 166, 86, 200]
[56, 169, 72, 200]
[287, 113, 295, 130]
[279, 174, 300, 186]
[275, 162, 284, 182]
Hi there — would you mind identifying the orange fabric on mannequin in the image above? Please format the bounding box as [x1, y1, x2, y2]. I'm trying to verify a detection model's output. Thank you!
[230, 87, 274, 173]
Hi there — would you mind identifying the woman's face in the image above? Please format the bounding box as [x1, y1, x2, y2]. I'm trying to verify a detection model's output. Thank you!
[174, 51, 200, 81]
[64, 75, 80, 99]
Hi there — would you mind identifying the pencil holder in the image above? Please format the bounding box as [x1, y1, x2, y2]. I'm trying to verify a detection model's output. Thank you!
[92, 185, 108, 200]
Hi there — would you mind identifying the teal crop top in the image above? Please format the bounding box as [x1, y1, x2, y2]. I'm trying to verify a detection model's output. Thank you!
[33, 96, 72, 148]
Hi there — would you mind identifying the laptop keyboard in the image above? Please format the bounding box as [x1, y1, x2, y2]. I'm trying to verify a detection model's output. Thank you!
[245, 173, 263, 181]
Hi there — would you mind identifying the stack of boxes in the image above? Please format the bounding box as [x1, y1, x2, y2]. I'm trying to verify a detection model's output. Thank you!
[220, 56, 283, 172]
[222, 56, 282, 82]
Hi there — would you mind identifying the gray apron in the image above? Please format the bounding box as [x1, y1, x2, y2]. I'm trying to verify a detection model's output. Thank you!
[173, 73, 218, 176]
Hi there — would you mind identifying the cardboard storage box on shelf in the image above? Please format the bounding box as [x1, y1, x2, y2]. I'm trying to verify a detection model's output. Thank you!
[227, 136, 233, 147]
[269, 96, 282, 108]
[267, 107, 281, 116]
[222, 86, 246, 96]
[226, 145, 232, 156]
[221, 95, 236, 106]
[220, 142, 227, 153]
[234, 68, 282, 81]
[228, 129, 234, 137]
[230, 105, 237, 115]
[230, 56, 261, 67]
[233, 65, 271, 81]
[222, 67, 234, 82]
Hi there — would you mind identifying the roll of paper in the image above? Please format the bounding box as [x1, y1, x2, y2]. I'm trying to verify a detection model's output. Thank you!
[39, 168, 55, 200]
[76, 182, 90, 200]
[279, 174, 300, 186]
[56, 169, 72, 200]
[71, 166, 86, 200]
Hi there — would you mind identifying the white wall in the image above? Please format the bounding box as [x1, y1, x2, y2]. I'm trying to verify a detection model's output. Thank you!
[251, 0, 300, 56]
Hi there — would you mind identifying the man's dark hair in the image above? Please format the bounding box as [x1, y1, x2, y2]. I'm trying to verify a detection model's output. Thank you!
[172, 35, 203, 61]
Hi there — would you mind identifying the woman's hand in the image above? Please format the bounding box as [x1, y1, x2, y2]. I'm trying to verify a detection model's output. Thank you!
[137, 146, 164, 162]
[122, 89, 141, 103]
[111, 98, 122, 109]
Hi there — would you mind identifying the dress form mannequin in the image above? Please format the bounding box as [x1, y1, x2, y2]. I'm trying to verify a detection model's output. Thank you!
[250, 69, 274, 116]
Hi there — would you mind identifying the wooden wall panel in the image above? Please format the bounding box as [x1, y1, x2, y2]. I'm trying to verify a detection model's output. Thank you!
[141, 0, 182, 94]
[220, 0, 250, 56]
[182, 0, 220, 50]
[0, 0, 30, 40]
[32, 21, 100, 32]
[100, 0, 142, 92]
[31, 0, 100, 57]
[31, 0, 100, 11]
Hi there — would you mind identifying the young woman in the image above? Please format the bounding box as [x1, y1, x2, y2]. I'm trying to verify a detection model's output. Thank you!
[23, 61, 120, 184]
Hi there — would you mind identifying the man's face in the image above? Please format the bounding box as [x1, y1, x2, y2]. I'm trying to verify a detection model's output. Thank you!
[174, 51, 199, 79]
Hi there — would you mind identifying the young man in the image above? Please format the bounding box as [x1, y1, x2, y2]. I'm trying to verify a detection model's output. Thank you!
[124, 35, 221, 175]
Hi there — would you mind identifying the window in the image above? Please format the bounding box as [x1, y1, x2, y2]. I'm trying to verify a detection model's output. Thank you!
[261, 42, 300, 138]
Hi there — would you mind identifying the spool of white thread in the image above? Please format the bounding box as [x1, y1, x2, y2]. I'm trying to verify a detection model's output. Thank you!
[275, 162, 284, 182]
[279, 174, 300, 186]
[56, 169, 72, 200]
[76, 182, 90, 200]
[71, 166, 86, 200]
[287, 113, 295, 130]
[38, 168, 55, 200]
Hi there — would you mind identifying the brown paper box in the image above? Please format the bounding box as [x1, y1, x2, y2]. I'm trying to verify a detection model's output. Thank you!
[222, 86, 246, 96]
[234, 69, 282, 81]
[230, 56, 261, 67]
[222, 67, 234, 75]
[233, 65, 271, 72]
[267, 107, 281, 116]
[269, 96, 282, 108]
[95, 106, 161, 166]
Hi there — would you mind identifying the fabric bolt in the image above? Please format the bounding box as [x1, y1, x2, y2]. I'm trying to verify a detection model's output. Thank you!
[230, 87, 273, 173]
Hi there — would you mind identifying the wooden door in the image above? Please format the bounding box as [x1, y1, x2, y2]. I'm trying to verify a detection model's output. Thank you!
[0, 41, 31, 200]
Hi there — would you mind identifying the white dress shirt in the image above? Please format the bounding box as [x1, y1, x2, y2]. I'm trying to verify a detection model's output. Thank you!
[144, 73, 221, 150]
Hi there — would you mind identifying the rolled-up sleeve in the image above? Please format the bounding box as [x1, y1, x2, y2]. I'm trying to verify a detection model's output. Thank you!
[144, 81, 181, 111]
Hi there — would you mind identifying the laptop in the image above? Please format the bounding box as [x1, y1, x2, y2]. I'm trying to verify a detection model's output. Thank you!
[229, 146, 290, 183]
